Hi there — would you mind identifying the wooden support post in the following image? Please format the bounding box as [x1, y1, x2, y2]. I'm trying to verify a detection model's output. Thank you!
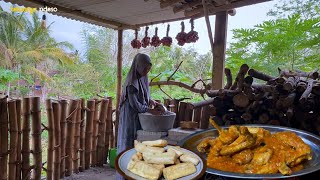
[31, 97, 42, 180]
[52, 102, 61, 180]
[46, 99, 54, 180]
[59, 99, 68, 178]
[8, 100, 18, 180]
[65, 99, 78, 176]
[202, 0, 215, 89]
[115, 29, 123, 147]
[0, 96, 8, 180]
[15, 99, 22, 180]
[21, 98, 30, 180]
[212, 11, 228, 89]
[79, 99, 85, 172]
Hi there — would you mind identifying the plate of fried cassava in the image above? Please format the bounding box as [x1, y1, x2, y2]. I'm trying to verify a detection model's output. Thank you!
[179, 118, 320, 179]
[115, 140, 206, 180]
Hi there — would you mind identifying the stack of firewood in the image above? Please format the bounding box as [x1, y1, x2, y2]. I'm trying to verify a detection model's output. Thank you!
[207, 64, 320, 135]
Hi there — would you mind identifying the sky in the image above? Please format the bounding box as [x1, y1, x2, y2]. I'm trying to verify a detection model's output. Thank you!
[0, 0, 278, 55]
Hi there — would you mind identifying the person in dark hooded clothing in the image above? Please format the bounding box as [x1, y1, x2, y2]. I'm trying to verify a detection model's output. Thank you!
[116, 53, 163, 152]
[116, 53, 164, 179]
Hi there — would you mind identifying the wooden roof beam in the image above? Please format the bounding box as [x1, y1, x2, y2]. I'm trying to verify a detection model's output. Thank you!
[173, 0, 202, 13]
[185, 0, 272, 17]
[160, 0, 185, 9]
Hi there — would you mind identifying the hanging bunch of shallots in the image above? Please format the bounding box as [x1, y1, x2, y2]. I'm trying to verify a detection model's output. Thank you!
[131, 29, 141, 49]
[161, 24, 172, 47]
[186, 19, 199, 43]
[175, 21, 187, 46]
[151, 27, 162, 47]
[141, 26, 150, 48]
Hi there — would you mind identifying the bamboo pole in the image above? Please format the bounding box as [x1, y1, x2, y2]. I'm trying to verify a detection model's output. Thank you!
[84, 100, 95, 169]
[52, 102, 61, 180]
[73, 100, 81, 173]
[97, 99, 109, 166]
[31, 97, 42, 180]
[115, 29, 123, 148]
[15, 99, 22, 180]
[0, 96, 9, 180]
[91, 99, 100, 166]
[65, 99, 79, 176]
[104, 97, 112, 162]
[8, 100, 18, 180]
[21, 97, 31, 180]
[59, 99, 68, 178]
[46, 99, 54, 180]
[79, 99, 85, 172]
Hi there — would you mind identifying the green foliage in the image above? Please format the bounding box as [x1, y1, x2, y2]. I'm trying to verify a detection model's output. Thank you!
[227, 0, 320, 78]
[0, 67, 18, 90]
[0, 6, 75, 96]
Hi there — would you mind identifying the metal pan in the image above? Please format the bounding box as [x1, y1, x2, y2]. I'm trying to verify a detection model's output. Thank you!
[178, 124, 320, 179]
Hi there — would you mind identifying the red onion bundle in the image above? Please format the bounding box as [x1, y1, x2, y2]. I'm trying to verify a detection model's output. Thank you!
[161, 24, 172, 47]
[151, 27, 161, 47]
[186, 19, 199, 43]
[175, 21, 187, 46]
[141, 26, 150, 48]
[131, 29, 141, 49]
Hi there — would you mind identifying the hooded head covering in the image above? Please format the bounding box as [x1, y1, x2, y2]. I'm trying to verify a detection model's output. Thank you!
[119, 53, 152, 107]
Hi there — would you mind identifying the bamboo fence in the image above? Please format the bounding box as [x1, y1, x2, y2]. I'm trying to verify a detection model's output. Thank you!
[0, 96, 115, 180]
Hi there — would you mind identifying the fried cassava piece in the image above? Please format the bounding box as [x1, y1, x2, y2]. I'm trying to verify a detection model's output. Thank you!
[126, 140, 199, 179]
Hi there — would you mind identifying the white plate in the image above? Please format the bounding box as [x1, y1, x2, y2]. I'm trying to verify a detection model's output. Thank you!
[115, 146, 206, 180]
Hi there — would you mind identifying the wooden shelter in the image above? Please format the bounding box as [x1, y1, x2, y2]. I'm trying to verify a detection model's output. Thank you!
[3, 0, 272, 116]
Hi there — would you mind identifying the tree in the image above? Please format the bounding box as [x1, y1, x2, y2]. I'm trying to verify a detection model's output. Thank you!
[0, 6, 75, 96]
[226, 0, 320, 77]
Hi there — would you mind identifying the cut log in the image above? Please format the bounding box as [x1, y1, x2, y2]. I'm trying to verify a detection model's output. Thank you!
[248, 69, 275, 81]
[233, 92, 249, 108]
[295, 69, 319, 80]
[188, 98, 214, 109]
[300, 80, 314, 105]
[224, 68, 232, 89]
[283, 76, 298, 91]
[230, 64, 249, 90]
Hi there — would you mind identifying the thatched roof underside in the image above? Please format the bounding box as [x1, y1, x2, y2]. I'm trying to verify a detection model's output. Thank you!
[3, 0, 272, 29]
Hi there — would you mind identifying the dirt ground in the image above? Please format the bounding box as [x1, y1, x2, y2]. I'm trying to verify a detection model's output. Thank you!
[61, 165, 116, 180]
